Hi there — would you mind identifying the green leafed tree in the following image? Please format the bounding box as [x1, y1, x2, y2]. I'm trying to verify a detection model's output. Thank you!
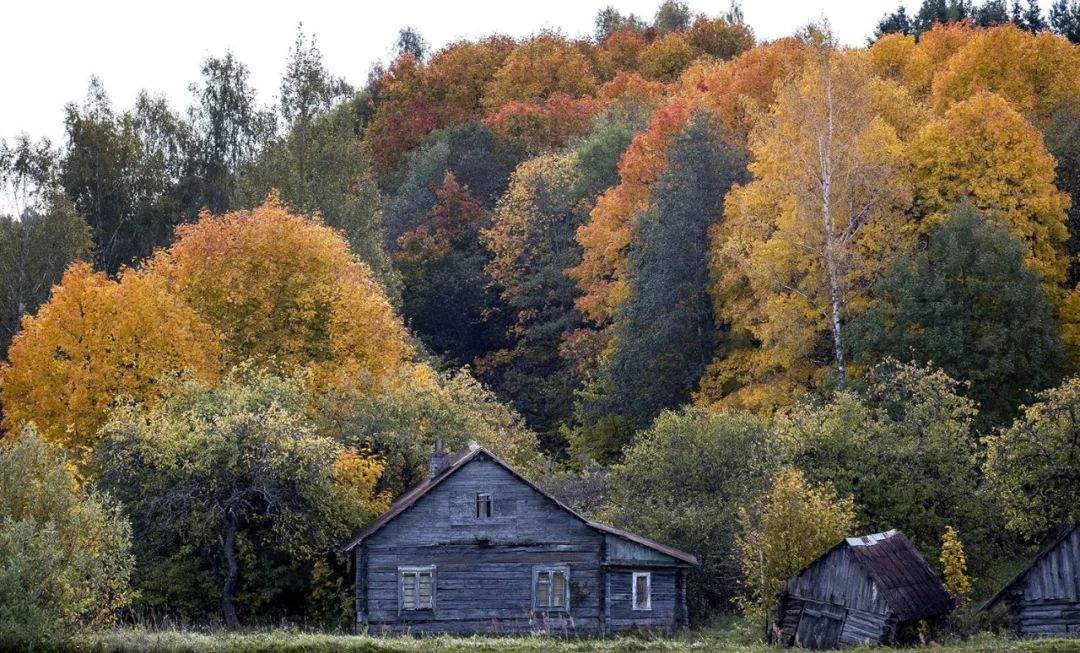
[0, 137, 93, 356]
[240, 29, 397, 295]
[0, 427, 134, 645]
[984, 377, 1080, 539]
[97, 366, 388, 628]
[850, 205, 1065, 428]
[736, 468, 857, 620]
[777, 361, 997, 565]
[605, 408, 780, 615]
[59, 80, 193, 273]
[318, 367, 548, 498]
[187, 53, 274, 215]
[600, 113, 747, 437]
[384, 122, 520, 364]
[1050, 0, 1080, 41]
[653, 0, 692, 33]
[484, 115, 637, 448]
[395, 172, 503, 365]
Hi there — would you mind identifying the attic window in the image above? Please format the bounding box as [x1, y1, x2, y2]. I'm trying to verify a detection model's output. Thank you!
[476, 493, 492, 519]
[534, 565, 570, 611]
[632, 571, 652, 610]
[399, 566, 435, 611]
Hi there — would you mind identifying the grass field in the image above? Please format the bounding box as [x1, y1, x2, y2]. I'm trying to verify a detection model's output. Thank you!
[61, 620, 1080, 652]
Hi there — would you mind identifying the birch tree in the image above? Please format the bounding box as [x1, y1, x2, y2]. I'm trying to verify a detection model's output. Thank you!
[708, 44, 910, 408]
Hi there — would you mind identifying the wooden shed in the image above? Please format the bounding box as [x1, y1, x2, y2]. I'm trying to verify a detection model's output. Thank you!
[983, 524, 1080, 638]
[775, 529, 954, 649]
[340, 441, 698, 635]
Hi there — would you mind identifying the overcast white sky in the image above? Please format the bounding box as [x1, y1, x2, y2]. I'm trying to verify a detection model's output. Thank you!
[0, 1, 1054, 144]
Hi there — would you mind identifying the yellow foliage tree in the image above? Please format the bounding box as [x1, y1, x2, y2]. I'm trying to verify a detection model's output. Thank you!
[0, 262, 222, 453]
[639, 31, 696, 82]
[148, 192, 412, 392]
[930, 24, 1080, 124]
[908, 92, 1071, 290]
[736, 467, 857, 620]
[707, 48, 910, 408]
[895, 22, 976, 99]
[571, 39, 807, 333]
[939, 525, 973, 604]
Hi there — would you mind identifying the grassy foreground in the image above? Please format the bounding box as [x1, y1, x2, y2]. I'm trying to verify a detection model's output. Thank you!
[60, 620, 1080, 653]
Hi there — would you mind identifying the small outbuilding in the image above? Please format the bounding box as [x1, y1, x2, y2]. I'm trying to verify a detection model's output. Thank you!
[983, 524, 1080, 638]
[341, 441, 698, 635]
[774, 529, 954, 649]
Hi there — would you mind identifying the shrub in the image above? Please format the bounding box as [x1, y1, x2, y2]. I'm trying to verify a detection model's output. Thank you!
[0, 427, 134, 644]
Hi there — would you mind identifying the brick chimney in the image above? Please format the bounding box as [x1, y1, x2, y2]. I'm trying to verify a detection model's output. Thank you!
[429, 439, 450, 478]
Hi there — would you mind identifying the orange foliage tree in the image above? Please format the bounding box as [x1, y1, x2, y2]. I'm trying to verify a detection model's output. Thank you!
[571, 39, 807, 332]
[364, 54, 438, 175]
[365, 38, 514, 175]
[595, 28, 647, 80]
[482, 33, 598, 110]
[484, 94, 599, 154]
[148, 193, 412, 392]
[0, 262, 222, 452]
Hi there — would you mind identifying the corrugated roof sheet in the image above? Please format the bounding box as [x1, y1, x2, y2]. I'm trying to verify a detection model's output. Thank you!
[846, 530, 954, 621]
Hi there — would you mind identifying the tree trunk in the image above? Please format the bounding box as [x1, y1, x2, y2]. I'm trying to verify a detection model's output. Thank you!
[220, 509, 240, 629]
[818, 65, 846, 384]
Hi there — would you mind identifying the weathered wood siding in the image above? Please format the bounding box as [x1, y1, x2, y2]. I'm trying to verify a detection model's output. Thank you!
[779, 547, 893, 649]
[1012, 527, 1080, 638]
[359, 456, 604, 634]
[604, 568, 678, 630]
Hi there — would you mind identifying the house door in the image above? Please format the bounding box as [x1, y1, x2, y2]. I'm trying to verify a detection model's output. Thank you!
[796, 604, 845, 649]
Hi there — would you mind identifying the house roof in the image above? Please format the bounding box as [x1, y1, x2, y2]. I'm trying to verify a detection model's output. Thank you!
[790, 529, 954, 621]
[982, 524, 1080, 612]
[340, 444, 698, 567]
[846, 530, 954, 621]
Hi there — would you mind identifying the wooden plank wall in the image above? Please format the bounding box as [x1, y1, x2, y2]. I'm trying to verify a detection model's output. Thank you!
[778, 546, 894, 648]
[786, 547, 890, 616]
[1015, 527, 1080, 638]
[604, 568, 678, 630]
[360, 456, 605, 634]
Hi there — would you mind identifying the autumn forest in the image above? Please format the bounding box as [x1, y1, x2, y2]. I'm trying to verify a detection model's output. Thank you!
[3, 0, 1080, 647]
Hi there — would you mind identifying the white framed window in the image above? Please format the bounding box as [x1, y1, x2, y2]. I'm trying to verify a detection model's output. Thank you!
[632, 571, 652, 611]
[476, 492, 492, 519]
[399, 565, 435, 611]
[533, 565, 570, 611]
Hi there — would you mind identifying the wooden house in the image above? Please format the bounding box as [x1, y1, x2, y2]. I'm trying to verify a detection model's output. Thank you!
[983, 524, 1080, 638]
[774, 529, 954, 649]
[340, 441, 698, 635]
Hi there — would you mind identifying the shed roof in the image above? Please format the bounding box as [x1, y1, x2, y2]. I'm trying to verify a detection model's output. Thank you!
[982, 524, 1080, 612]
[340, 444, 698, 566]
[792, 529, 954, 621]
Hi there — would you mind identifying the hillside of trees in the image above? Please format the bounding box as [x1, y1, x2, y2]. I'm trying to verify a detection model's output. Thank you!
[3, 0, 1080, 643]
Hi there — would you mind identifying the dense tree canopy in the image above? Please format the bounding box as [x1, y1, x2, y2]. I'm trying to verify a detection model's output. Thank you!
[984, 377, 1080, 540]
[606, 408, 779, 614]
[851, 206, 1065, 426]
[6, 3, 1080, 637]
[148, 194, 411, 392]
[777, 362, 995, 563]
[0, 262, 222, 453]
[98, 367, 388, 627]
[709, 48, 909, 409]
